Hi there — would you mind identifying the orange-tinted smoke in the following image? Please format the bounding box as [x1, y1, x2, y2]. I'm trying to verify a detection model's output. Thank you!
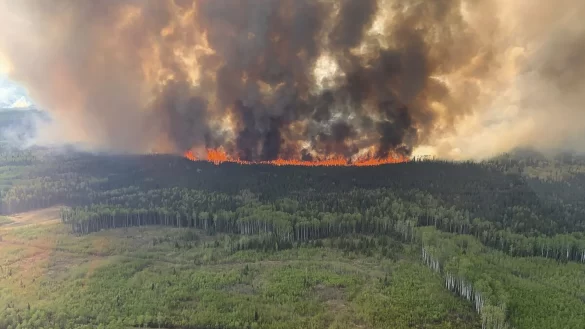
[1, 0, 584, 160]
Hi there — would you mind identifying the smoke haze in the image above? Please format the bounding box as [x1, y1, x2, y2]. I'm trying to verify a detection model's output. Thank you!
[0, 0, 583, 160]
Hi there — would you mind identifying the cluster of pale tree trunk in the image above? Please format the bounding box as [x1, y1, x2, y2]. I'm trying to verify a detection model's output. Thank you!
[422, 247, 511, 329]
[60, 204, 419, 244]
[51, 185, 585, 265]
[411, 201, 585, 263]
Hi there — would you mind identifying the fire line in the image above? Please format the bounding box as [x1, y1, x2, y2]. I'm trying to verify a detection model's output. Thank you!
[184, 149, 409, 167]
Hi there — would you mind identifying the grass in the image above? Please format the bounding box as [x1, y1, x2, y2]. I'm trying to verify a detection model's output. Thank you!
[0, 216, 481, 329]
[0, 216, 13, 226]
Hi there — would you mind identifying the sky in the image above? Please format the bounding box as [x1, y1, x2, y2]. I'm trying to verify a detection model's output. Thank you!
[0, 75, 34, 109]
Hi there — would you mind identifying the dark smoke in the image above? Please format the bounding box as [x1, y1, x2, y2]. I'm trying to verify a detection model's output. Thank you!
[0, 0, 508, 159]
[189, 0, 490, 160]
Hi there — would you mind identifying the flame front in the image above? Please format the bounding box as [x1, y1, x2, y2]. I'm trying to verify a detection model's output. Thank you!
[184, 148, 408, 167]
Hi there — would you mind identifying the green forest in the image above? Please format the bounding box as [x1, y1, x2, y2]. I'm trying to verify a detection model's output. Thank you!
[1, 146, 585, 329]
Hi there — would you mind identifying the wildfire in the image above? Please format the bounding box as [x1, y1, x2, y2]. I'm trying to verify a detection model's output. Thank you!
[183, 148, 409, 167]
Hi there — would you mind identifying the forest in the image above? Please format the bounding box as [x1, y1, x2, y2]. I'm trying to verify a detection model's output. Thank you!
[1, 145, 585, 329]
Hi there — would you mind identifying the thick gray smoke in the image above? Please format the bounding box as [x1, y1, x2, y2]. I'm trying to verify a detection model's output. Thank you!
[0, 0, 583, 160]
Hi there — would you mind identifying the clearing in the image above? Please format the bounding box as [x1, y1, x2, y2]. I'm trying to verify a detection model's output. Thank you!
[1, 206, 63, 229]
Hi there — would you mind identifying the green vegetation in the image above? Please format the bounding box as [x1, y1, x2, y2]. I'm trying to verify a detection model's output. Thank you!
[0, 216, 12, 226]
[1, 147, 585, 328]
[0, 224, 479, 329]
[420, 227, 585, 329]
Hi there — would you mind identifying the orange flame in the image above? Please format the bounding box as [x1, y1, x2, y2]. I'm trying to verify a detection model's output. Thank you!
[183, 148, 409, 166]
[184, 150, 197, 161]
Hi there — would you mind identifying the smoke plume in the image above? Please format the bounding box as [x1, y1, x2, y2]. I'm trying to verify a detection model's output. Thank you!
[0, 0, 583, 160]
